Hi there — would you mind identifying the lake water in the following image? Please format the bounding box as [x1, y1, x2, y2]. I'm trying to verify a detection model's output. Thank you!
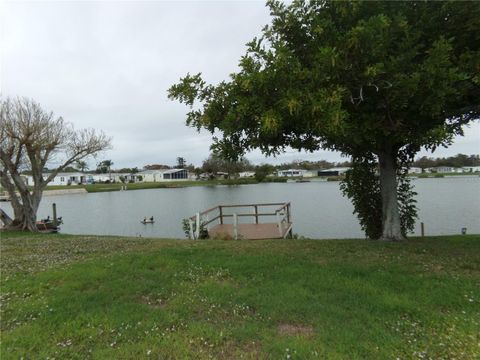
[2, 176, 479, 239]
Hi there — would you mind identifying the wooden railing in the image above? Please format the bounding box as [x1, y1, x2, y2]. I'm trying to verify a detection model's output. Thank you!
[188, 202, 291, 240]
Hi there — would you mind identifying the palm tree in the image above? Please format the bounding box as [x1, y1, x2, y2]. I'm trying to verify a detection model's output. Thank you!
[103, 160, 113, 180]
[76, 160, 88, 172]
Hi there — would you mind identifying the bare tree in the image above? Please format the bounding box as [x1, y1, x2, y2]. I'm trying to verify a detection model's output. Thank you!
[0, 97, 111, 231]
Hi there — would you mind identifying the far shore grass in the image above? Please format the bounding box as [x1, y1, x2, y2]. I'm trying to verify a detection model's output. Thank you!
[34, 178, 283, 193]
[1, 232, 479, 359]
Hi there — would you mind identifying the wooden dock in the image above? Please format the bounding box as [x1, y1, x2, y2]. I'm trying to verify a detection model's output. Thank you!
[188, 202, 292, 240]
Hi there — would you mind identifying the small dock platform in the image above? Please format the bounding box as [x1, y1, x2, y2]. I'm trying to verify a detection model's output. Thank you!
[188, 202, 292, 240]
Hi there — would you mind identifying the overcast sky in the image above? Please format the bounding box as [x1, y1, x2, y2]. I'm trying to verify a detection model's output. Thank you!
[1, 1, 479, 169]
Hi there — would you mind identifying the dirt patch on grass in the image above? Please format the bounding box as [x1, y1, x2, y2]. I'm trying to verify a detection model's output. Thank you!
[277, 323, 314, 337]
[138, 295, 167, 309]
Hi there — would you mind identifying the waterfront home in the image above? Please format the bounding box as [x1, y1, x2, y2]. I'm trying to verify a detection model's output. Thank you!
[239, 171, 255, 178]
[317, 167, 351, 177]
[138, 168, 189, 182]
[161, 169, 189, 180]
[462, 166, 480, 173]
[408, 167, 423, 174]
[24, 172, 92, 186]
[138, 170, 162, 182]
[433, 166, 463, 173]
[91, 174, 111, 183]
[277, 169, 307, 177]
[110, 173, 141, 183]
[303, 170, 318, 178]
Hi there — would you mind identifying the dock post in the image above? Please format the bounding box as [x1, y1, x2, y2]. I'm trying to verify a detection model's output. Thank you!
[276, 211, 283, 237]
[52, 203, 57, 227]
[195, 212, 200, 239]
[189, 219, 195, 239]
[421, 222, 425, 237]
[219, 206, 223, 224]
[254, 205, 258, 224]
[233, 213, 238, 240]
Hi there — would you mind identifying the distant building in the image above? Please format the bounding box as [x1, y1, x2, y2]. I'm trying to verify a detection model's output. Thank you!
[138, 170, 162, 182]
[303, 170, 317, 178]
[433, 166, 462, 173]
[24, 172, 93, 186]
[317, 167, 351, 177]
[161, 169, 189, 180]
[111, 173, 140, 183]
[239, 171, 255, 178]
[462, 166, 480, 173]
[277, 169, 307, 177]
[138, 168, 189, 182]
[408, 167, 422, 174]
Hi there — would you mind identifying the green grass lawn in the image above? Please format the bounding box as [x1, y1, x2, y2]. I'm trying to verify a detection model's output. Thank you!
[1, 233, 479, 359]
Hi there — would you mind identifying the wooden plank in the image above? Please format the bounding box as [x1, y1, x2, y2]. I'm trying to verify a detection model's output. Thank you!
[208, 223, 293, 240]
[219, 212, 277, 218]
[218, 203, 285, 208]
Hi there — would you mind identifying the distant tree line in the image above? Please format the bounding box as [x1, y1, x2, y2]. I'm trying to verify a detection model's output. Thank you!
[412, 154, 480, 169]
[35, 153, 479, 175]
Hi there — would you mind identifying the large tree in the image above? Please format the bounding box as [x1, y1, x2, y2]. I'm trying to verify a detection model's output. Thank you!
[169, 1, 479, 241]
[202, 153, 252, 178]
[0, 97, 111, 231]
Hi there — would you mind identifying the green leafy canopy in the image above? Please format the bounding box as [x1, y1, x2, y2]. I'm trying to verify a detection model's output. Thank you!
[169, 1, 479, 160]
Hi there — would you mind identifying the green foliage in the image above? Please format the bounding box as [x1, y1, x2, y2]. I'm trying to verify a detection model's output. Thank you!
[75, 160, 88, 172]
[96, 160, 114, 174]
[201, 153, 252, 177]
[181, 218, 208, 239]
[254, 164, 275, 182]
[340, 157, 382, 239]
[169, 1, 479, 159]
[169, 1, 479, 239]
[397, 174, 418, 236]
[176, 157, 186, 169]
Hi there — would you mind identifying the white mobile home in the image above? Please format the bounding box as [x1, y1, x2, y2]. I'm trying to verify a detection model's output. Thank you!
[408, 167, 423, 174]
[239, 171, 255, 178]
[24, 172, 92, 186]
[277, 169, 307, 177]
[138, 169, 189, 182]
[433, 166, 462, 173]
[462, 166, 480, 173]
[317, 167, 351, 177]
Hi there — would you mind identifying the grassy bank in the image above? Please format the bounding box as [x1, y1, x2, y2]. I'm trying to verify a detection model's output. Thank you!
[38, 178, 282, 193]
[1, 233, 479, 359]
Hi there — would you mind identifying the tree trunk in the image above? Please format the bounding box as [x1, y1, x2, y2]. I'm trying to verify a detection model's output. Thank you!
[2, 196, 39, 232]
[0, 183, 42, 232]
[378, 149, 405, 241]
[0, 208, 13, 226]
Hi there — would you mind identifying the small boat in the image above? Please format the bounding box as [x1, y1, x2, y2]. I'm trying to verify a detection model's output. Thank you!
[141, 217, 155, 224]
[40, 216, 63, 225]
[36, 218, 62, 233]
